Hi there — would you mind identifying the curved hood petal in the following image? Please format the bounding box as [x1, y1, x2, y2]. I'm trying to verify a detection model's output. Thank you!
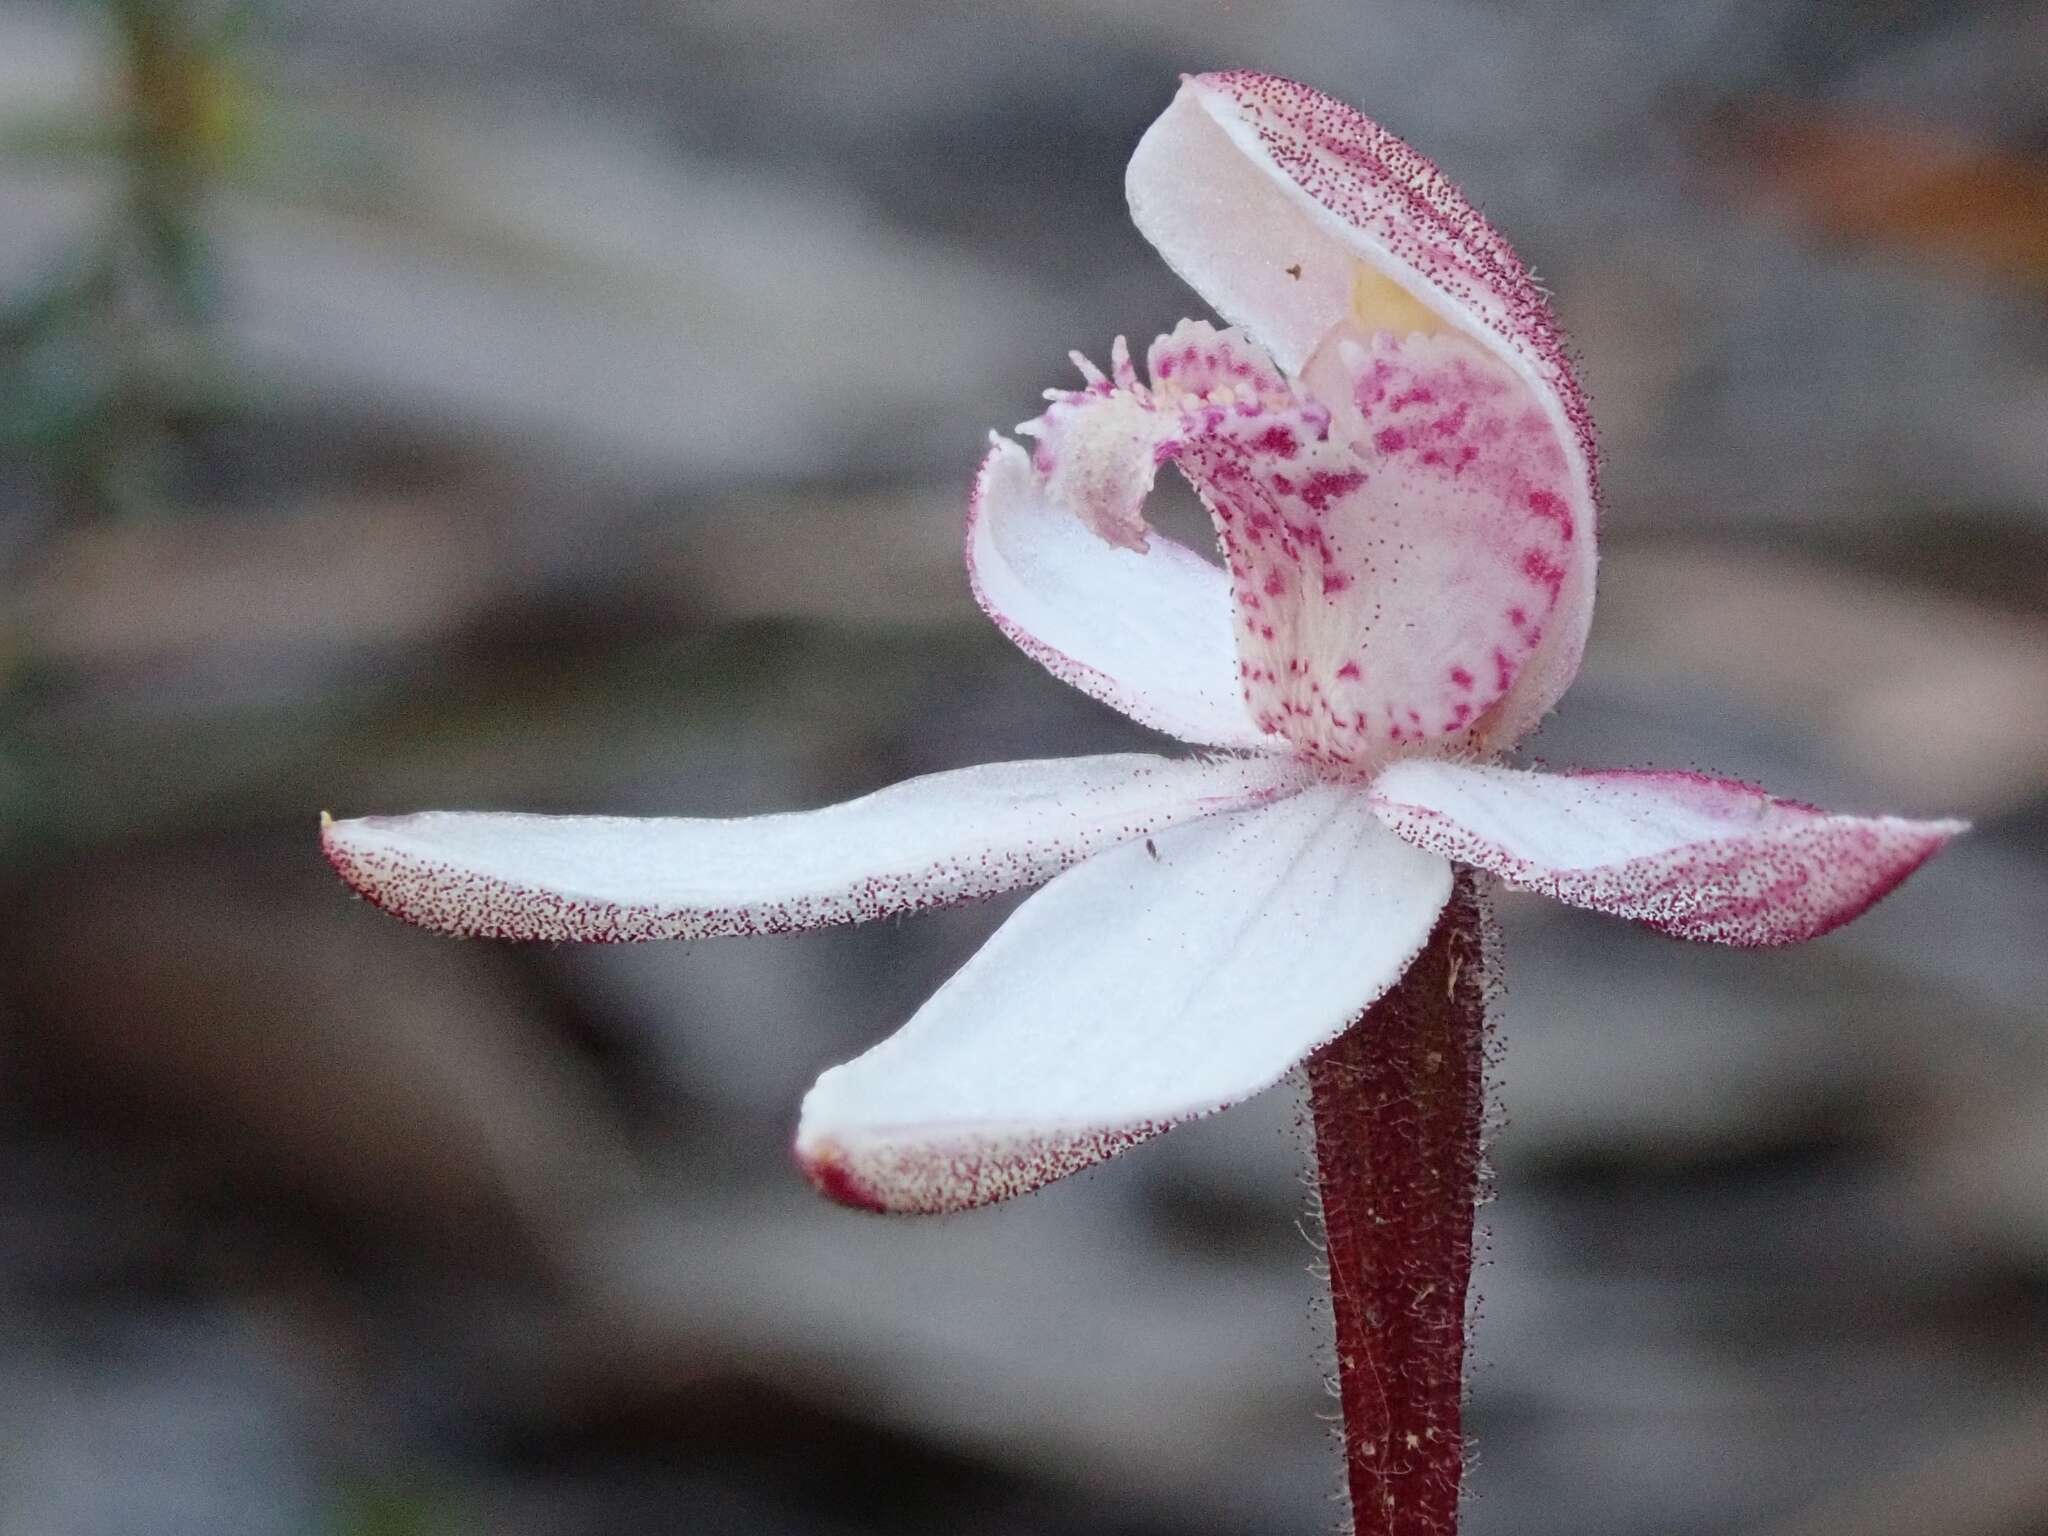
[1126, 71, 1598, 748]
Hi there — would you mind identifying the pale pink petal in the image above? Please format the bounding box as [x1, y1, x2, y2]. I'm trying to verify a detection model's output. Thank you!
[1007, 316, 1572, 769]
[795, 784, 1453, 1212]
[967, 437, 1275, 749]
[1126, 71, 1597, 747]
[1181, 328, 1576, 767]
[323, 751, 1310, 942]
[1368, 760, 1964, 947]
[1013, 323, 1313, 559]
[1014, 338, 1173, 552]
[1144, 319, 1297, 406]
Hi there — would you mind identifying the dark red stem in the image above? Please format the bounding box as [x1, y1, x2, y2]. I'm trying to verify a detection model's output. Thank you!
[1307, 869, 1492, 1536]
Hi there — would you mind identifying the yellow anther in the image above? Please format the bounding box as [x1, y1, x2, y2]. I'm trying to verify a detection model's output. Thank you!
[1350, 262, 1446, 337]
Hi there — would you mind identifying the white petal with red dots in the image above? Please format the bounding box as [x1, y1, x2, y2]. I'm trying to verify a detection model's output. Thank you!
[795, 782, 1453, 1212]
[1368, 760, 1965, 947]
[968, 437, 1276, 750]
[1126, 71, 1598, 749]
[322, 751, 1310, 942]
[1182, 329, 1577, 767]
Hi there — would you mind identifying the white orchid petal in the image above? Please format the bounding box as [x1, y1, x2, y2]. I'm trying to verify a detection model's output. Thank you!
[1369, 760, 1964, 947]
[323, 752, 1310, 942]
[968, 437, 1276, 750]
[1126, 71, 1598, 748]
[795, 784, 1453, 1212]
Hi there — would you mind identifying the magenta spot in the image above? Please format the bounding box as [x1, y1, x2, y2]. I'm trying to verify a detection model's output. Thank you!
[1337, 660, 1363, 680]
[1255, 424, 1301, 457]
[1299, 468, 1367, 512]
[1508, 606, 1527, 628]
[1520, 548, 1566, 597]
[1323, 571, 1354, 595]
[1527, 488, 1574, 539]
[1389, 385, 1436, 411]
[1156, 355, 1175, 379]
[1263, 571, 1287, 598]
[1449, 665, 1474, 691]
[1429, 402, 1471, 438]
[1375, 427, 1408, 453]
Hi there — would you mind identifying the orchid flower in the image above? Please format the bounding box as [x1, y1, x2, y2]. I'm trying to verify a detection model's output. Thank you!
[322, 71, 1960, 1533]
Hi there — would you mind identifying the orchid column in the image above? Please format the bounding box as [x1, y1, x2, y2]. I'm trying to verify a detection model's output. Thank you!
[321, 72, 1959, 1536]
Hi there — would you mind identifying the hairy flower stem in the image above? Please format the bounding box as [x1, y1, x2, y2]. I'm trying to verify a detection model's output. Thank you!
[1308, 869, 1492, 1536]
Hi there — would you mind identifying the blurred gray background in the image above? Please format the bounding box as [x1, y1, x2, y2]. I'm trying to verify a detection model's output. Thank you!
[1, 1, 2045, 1533]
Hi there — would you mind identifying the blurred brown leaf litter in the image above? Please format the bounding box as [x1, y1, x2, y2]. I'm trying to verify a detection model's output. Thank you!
[1718, 98, 2048, 288]
[2, 1, 2046, 1534]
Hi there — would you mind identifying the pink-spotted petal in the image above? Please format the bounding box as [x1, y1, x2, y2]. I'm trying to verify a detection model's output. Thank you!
[1013, 324, 1312, 556]
[1368, 760, 1964, 947]
[968, 437, 1276, 750]
[1183, 328, 1575, 765]
[1126, 71, 1598, 747]
[794, 783, 1453, 1213]
[323, 751, 1309, 942]
[1014, 337, 1170, 552]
